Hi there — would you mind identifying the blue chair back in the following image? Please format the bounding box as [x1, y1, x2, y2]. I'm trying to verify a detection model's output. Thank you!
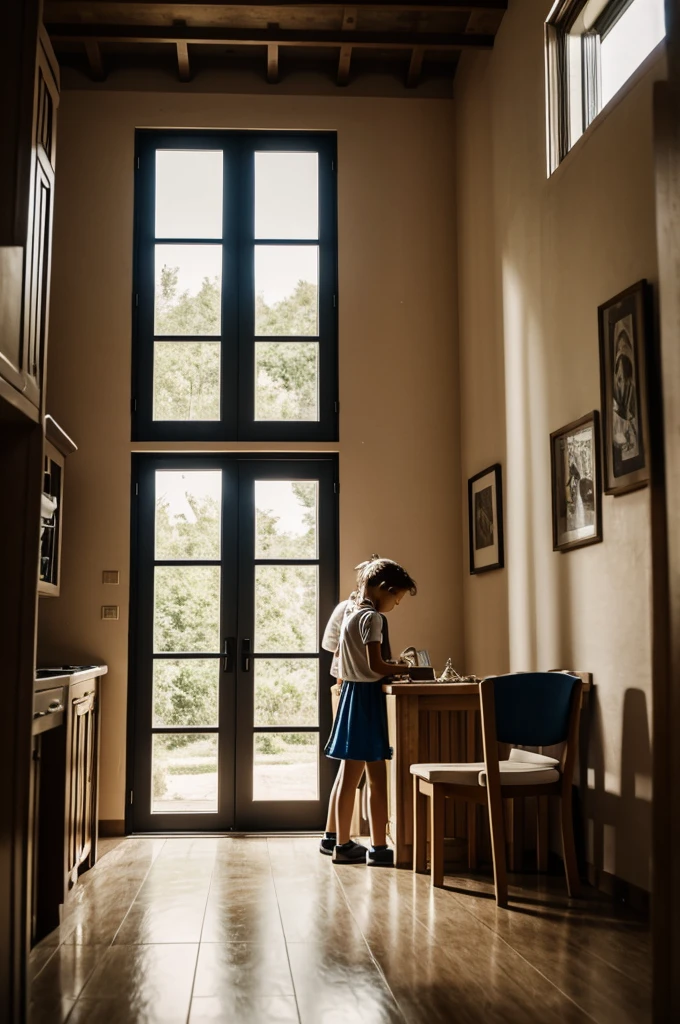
[488, 672, 580, 746]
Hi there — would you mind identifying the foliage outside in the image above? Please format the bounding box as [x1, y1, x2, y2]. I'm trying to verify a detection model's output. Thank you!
[153, 265, 318, 422]
[152, 479, 320, 801]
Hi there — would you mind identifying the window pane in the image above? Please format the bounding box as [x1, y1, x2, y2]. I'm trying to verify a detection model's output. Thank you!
[254, 659, 318, 727]
[155, 245, 222, 336]
[155, 470, 221, 560]
[155, 150, 223, 239]
[600, 0, 665, 108]
[255, 246, 318, 336]
[153, 659, 219, 728]
[255, 152, 319, 239]
[152, 733, 218, 813]
[153, 343, 220, 422]
[253, 732, 318, 801]
[255, 480, 318, 559]
[255, 342, 319, 421]
[254, 565, 318, 653]
[154, 565, 220, 653]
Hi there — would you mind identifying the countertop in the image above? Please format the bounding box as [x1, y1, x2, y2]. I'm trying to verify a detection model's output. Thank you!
[35, 664, 108, 692]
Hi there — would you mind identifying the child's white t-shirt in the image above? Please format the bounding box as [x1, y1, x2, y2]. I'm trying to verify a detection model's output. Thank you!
[337, 603, 384, 683]
[322, 599, 350, 679]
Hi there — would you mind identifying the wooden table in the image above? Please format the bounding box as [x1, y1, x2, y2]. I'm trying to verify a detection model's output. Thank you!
[384, 682, 481, 868]
[383, 674, 592, 869]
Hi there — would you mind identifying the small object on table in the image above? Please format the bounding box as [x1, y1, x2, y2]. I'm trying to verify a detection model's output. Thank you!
[438, 658, 461, 682]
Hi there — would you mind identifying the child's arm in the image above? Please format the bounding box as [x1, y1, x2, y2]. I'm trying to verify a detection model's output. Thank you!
[365, 642, 410, 679]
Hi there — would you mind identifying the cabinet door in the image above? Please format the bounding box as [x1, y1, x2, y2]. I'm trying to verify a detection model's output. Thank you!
[0, 33, 59, 411]
[68, 689, 97, 886]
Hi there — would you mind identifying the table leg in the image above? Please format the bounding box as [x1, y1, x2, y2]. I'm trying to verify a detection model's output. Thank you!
[466, 711, 478, 868]
[387, 694, 419, 867]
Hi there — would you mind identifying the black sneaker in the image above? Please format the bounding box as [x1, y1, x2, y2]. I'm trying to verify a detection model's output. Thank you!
[332, 840, 367, 863]
[366, 846, 394, 867]
[319, 834, 336, 856]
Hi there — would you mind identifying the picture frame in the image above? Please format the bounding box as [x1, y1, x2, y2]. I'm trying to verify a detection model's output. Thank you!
[598, 280, 652, 496]
[550, 411, 603, 553]
[468, 463, 504, 574]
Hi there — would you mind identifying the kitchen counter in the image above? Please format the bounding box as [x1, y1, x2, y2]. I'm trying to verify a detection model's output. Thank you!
[35, 663, 108, 691]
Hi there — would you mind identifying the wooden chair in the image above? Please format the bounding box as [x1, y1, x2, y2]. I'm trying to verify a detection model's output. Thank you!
[411, 672, 583, 907]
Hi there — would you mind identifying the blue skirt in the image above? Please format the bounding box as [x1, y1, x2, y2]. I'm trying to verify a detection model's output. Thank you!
[325, 680, 392, 762]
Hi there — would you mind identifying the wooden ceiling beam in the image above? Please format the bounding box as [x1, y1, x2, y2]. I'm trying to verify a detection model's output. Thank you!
[406, 45, 423, 87]
[338, 6, 356, 85]
[176, 40, 190, 79]
[337, 43, 352, 85]
[342, 6, 358, 30]
[48, 24, 495, 50]
[83, 39, 106, 80]
[45, 2, 507, 13]
[267, 42, 279, 82]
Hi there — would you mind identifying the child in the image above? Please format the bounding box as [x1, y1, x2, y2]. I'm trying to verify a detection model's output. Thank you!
[321, 557, 417, 866]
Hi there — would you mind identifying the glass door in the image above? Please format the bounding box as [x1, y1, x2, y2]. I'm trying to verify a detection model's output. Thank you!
[235, 460, 337, 830]
[129, 454, 337, 832]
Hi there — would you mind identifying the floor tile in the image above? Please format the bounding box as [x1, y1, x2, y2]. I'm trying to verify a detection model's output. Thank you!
[287, 941, 404, 1024]
[193, 941, 294, 999]
[29, 944, 104, 1002]
[113, 898, 207, 943]
[78, 942, 198, 1020]
[28, 996, 76, 1023]
[189, 994, 300, 1023]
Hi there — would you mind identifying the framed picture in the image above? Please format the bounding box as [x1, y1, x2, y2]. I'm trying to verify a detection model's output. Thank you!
[598, 280, 652, 495]
[468, 463, 504, 574]
[550, 412, 603, 553]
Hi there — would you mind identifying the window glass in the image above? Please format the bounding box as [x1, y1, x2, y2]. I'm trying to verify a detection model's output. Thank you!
[600, 0, 665, 108]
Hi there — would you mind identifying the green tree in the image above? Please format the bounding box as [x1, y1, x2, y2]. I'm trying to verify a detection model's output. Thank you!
[154, 264, 318, 422]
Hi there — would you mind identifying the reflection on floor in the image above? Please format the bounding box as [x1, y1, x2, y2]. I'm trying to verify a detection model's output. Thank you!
[29, 836, 651, 1023]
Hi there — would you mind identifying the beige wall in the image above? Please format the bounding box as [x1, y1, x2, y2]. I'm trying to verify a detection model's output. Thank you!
[39, 89, 461, 821]
[455, 0, 664, 891]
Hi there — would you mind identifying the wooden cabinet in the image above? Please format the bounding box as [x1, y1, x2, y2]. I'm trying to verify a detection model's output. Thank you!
[31, 669, 104, 944]
[39, 416, 77, 597]
[0, 24, 59, 414]
[66, 679, 100, 886]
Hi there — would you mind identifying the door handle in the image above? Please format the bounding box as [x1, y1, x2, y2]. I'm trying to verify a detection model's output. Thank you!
[223, 637, 235, 672]
[241, 638, 251, 673]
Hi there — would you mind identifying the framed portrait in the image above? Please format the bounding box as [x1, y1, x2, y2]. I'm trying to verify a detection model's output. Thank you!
[468, 464, 504, 574]
[598, 280, 652, 496]
[550, 412, 603, 553]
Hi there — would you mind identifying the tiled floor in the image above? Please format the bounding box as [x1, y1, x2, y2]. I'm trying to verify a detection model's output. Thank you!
[29, 837, 651, 1023]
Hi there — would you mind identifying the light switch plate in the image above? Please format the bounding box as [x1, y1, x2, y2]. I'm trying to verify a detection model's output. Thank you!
[102, 570, 120, 585]
[101, 605, 119, 620]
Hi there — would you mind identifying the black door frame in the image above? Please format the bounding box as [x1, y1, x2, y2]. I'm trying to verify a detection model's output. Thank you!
[126, 451, 339, 834]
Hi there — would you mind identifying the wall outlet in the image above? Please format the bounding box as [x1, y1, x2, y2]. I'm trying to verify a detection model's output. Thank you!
[102, 570, 120, 585]
[101, 605, 119, 620]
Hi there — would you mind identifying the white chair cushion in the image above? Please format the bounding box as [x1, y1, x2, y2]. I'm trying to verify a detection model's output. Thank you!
[507, 748, 560, 767]
[411, 751, 560, 787]
[410, 762, 486, 785]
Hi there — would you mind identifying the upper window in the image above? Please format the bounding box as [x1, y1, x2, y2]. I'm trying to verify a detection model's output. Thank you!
[132, 131, 338, 441]
[546, 0, 665, 173]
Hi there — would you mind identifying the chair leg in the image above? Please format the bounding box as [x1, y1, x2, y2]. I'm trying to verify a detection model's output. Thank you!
[560, 787, 582, 898]
[467, 802, 477, 871]
[413, 778, 427, 874]
[487, 790, 508, 907]
[536, 796, 549, 873]
[430, 784, 445, 888]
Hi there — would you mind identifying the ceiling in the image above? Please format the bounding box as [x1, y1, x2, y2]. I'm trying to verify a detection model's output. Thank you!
[43, 1, 507, 89]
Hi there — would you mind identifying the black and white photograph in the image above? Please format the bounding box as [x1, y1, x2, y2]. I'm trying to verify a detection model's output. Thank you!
[598, 280, 651, 495]
[468, 464, 504, 573]
[550, 412, 603, 553]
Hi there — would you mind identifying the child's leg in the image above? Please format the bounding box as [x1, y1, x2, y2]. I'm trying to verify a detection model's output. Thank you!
[365, 759, 389, 847]
[324, 765, 342, 833]
[335, 759, 366, 844]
